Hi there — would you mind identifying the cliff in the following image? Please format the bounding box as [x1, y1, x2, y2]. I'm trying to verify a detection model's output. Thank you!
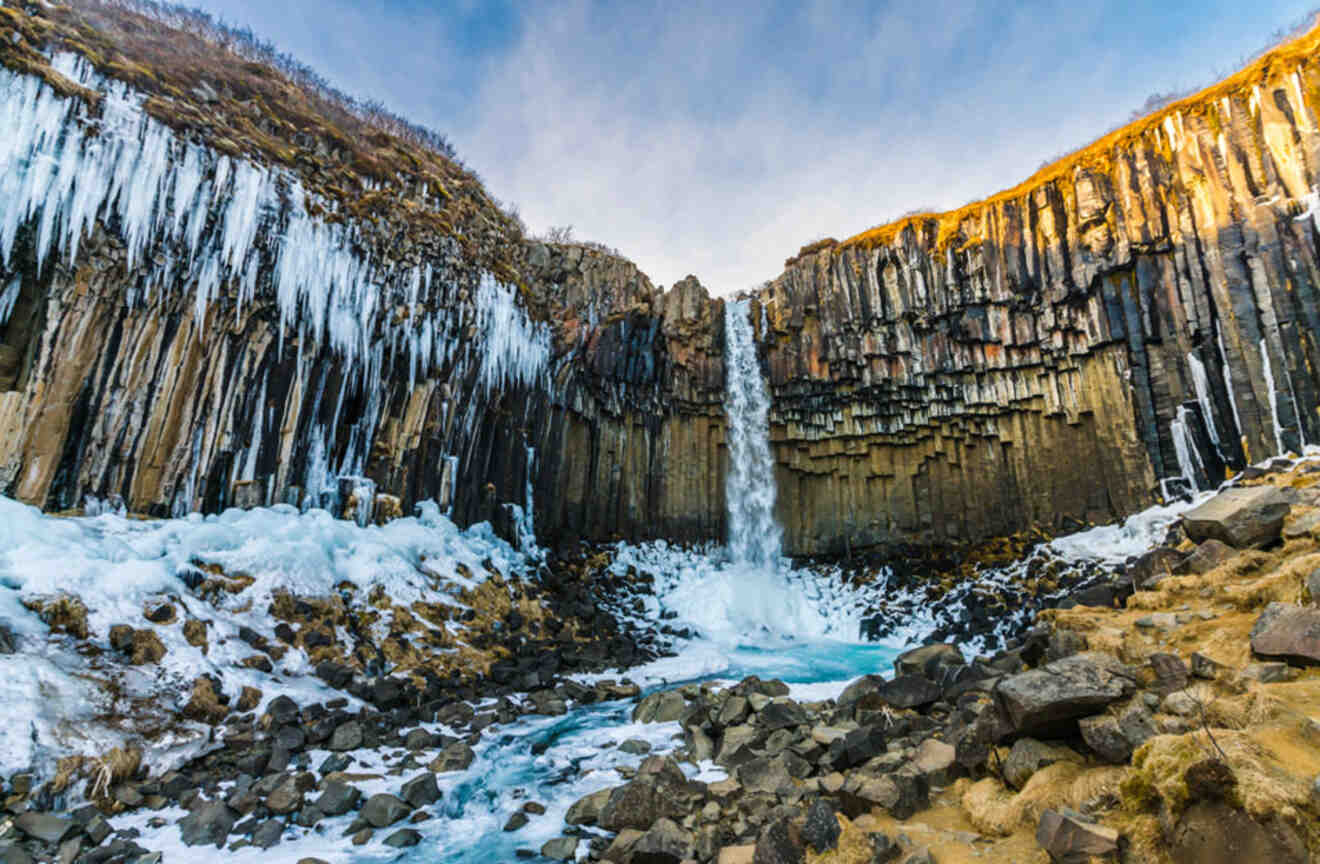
[4, 1, 1320, 557]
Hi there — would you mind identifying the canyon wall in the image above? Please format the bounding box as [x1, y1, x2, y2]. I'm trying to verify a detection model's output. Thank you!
[6, 3, 1320, 557]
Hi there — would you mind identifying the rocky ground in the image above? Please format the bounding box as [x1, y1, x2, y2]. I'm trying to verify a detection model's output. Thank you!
[3, 463, 1320, 863]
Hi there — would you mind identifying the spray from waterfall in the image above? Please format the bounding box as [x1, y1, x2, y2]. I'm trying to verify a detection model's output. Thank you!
[723, 299, 784, 566]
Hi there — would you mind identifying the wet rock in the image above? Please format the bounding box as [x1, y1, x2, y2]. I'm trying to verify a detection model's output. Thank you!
[1036, 809, 1119, 863]
[313, 780, 361, 816]
[360, 794, 411, 828]
[540, 837, 579, 861]
[1250, 602, 1320, 665]
[383, 828, 421, 848]
[566, 788, 612, 825]
[14, 813, 78, 844]
[894, 643, 965, 681]
[802, 798, 840, 853]
[1003, 739, 1081, 790]
[996, 653, 1134, 735]
[619, 738, 652, 755]
[329, 721, 363, 751]
[251, 820, 283, 849]
[178, 801, 236, 848]
[0, 620, 15, 654]
[401, 773, 441, 808]
[1182, 486, 1290, 548]
[429, 741, 475, 772]
[633, 690, 687, 723]
[503, 812, 528, 831]
[753, 816, 804, 864]
[880, 675, 941, 709]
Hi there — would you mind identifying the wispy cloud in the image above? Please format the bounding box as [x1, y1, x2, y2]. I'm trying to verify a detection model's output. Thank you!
[191, 0, 1316, 292]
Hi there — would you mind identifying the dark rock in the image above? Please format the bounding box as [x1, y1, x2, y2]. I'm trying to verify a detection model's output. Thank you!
[868, 832, 900, 862]
[400, 773, 441, 808]
[565, 788, 611, 825]
[880, 675, 941, 709]
[503, 811, 529, 831]
[632, 690, 686, 723]
[1037, 809, 1119, 863]
[996, 653, 1134, 735]
[759, 699, 810, 730]
[383, 829, 421, 848]
[265, 776, 304, 814]
[1183, 486, 1290, 548]
[836, 675, 888, 716]
[178, 801, 236, 848]
[404, 728, 439, 750]
[266, 696, 299, 726]
[1079, 714, 1130, 763]
[599, 756, 702, 832]
[632, 818, 694, 864]
[329, 720, 364, 751]
[0, 620, 17, 654]
[430, 741, 475, 773]
[735, 756, 792, 795]
[802, 798, 840, 853]
[250, 820, 283, 850]
[840, 769, 928, 820]
[830, 726, 887, 770]
[1250, 602, 1320, 665]
[894, 643, 965, 680]
[753, 816, 804, 864]
[540, 837, 579, 861]
[14, 813, 78, 844]
[360, 793, 411, 828]
[1177, 539, 1237, 575]
[1129, 547, 1186, 590]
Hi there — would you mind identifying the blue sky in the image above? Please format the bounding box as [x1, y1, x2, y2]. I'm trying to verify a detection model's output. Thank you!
[190, 0, 1317, 292]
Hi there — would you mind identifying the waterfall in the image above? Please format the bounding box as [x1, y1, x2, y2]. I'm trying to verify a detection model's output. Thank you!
[723, 299, 783, 566]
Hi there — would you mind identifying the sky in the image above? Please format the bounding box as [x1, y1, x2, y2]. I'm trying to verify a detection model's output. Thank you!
[188, 0, 1317, 293]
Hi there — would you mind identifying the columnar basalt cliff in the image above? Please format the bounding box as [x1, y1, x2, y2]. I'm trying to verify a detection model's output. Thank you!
[753, 26, 1320, 554]
[6, 1, 1320, 559]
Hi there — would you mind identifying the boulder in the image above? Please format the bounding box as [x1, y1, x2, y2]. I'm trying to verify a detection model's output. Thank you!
[1182, 486, 1290, 548]
[1169, 801, 1307, 864]
[836, 675, 888, 716]
[735, 756, 793, 795]
[1003, 739, 1082, 790]
[314, 780, 361, 816]
[1128, 547, 1185, 590]
[633, 690, 686, 723]
[880, 675, 941, 709]
[599, 756, 701, 832]
[1149, 653, 1189, 695]
[829, 725, 887, 770]
[383, 829, 421, 848]
[329, 721, 363, 751]
[894, 643, 965, 681]
[801, 798, 840, 853]
[266, 695, 299, 726]
[1177, 539, 1236, 575]
[430, 741, 476, 772]
[178, 801, 236, 848]
[1079, 715, 1131, 763]
[566, 788, 612, 825]
[911, 738, 961, 786]
[541, 837, 579, 861]
[360, 793, 411, 828]
[1036, 809, 1119, 863]
[996, 653, 1134, 736]
[1250, 602, 1320, 665]
[400, 773, 441, 808]
[632, 818, 694, 864]
[841, 768, 928, 820]
[753, 816, 804, 864]
[758, 699, 810, 730]
[13, 813, 77, 845]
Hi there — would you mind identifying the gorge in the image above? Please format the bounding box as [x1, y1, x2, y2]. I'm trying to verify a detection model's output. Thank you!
[2, 2, 1320, 864]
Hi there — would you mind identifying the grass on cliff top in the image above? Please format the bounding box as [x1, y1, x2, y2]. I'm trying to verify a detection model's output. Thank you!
[0, 0, 524, 280]
[831, 11, 1320, 257]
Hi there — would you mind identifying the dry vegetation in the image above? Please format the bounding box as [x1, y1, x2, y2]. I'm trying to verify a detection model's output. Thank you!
[0, 0, 525, 280]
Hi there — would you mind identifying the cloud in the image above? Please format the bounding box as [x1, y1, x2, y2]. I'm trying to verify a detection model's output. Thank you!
[192, 0, 1317, 293]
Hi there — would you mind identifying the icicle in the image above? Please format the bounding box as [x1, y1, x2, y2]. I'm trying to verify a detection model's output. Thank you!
[476, 275, 551, 394]
[0, 274, 20, 324]
[1217, 326, 1244, 438]
[1185, 352, 1220, 450]
[1169, 405, 1204, 492]
[1260, 337, 1286, 456]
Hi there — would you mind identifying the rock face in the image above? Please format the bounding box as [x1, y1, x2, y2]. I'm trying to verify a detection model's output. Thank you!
[2, 6, 1320, 556]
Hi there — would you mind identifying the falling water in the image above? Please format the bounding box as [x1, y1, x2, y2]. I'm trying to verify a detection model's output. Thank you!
[723, 299, 784, 566]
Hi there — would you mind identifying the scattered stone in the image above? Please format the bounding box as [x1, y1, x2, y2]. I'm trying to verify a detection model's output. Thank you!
[753, 815, 805, 864]
[1149, 653, 1189, 695]
[632, 689, 686, 723]
[894, 643, 966, 680]
[996, 653, 1134, 735]
[540, 837, 579, 860]
[1036, 809, 1119, 862]
[266, 695, 299, 726]
[430, 741, 475, 773]
[329, 721, 364, 751]
[1079, 715, 1131, 763]
[265, 776, 304, 814]
[1183, 486, 1290, 548]
[178, 801, 236, 848]
[1003, 739, 1082, 790]
[618, 738, 652, 755]
[503, 812, 528, 831]
[401, 773, 441, 808]
[251, 820, 283, 849]
[360, 794, 411, 828]
[912, 738, 961, 786]
[1250, 602, 1320, 665]
[830, 725, 887, 770]
[383, 828, 421, 848]
[802, 798, 840, 853]
[14, 813, 77, 844]
[1178, 539, 1237, 575]
[522, 801, 546, 814]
